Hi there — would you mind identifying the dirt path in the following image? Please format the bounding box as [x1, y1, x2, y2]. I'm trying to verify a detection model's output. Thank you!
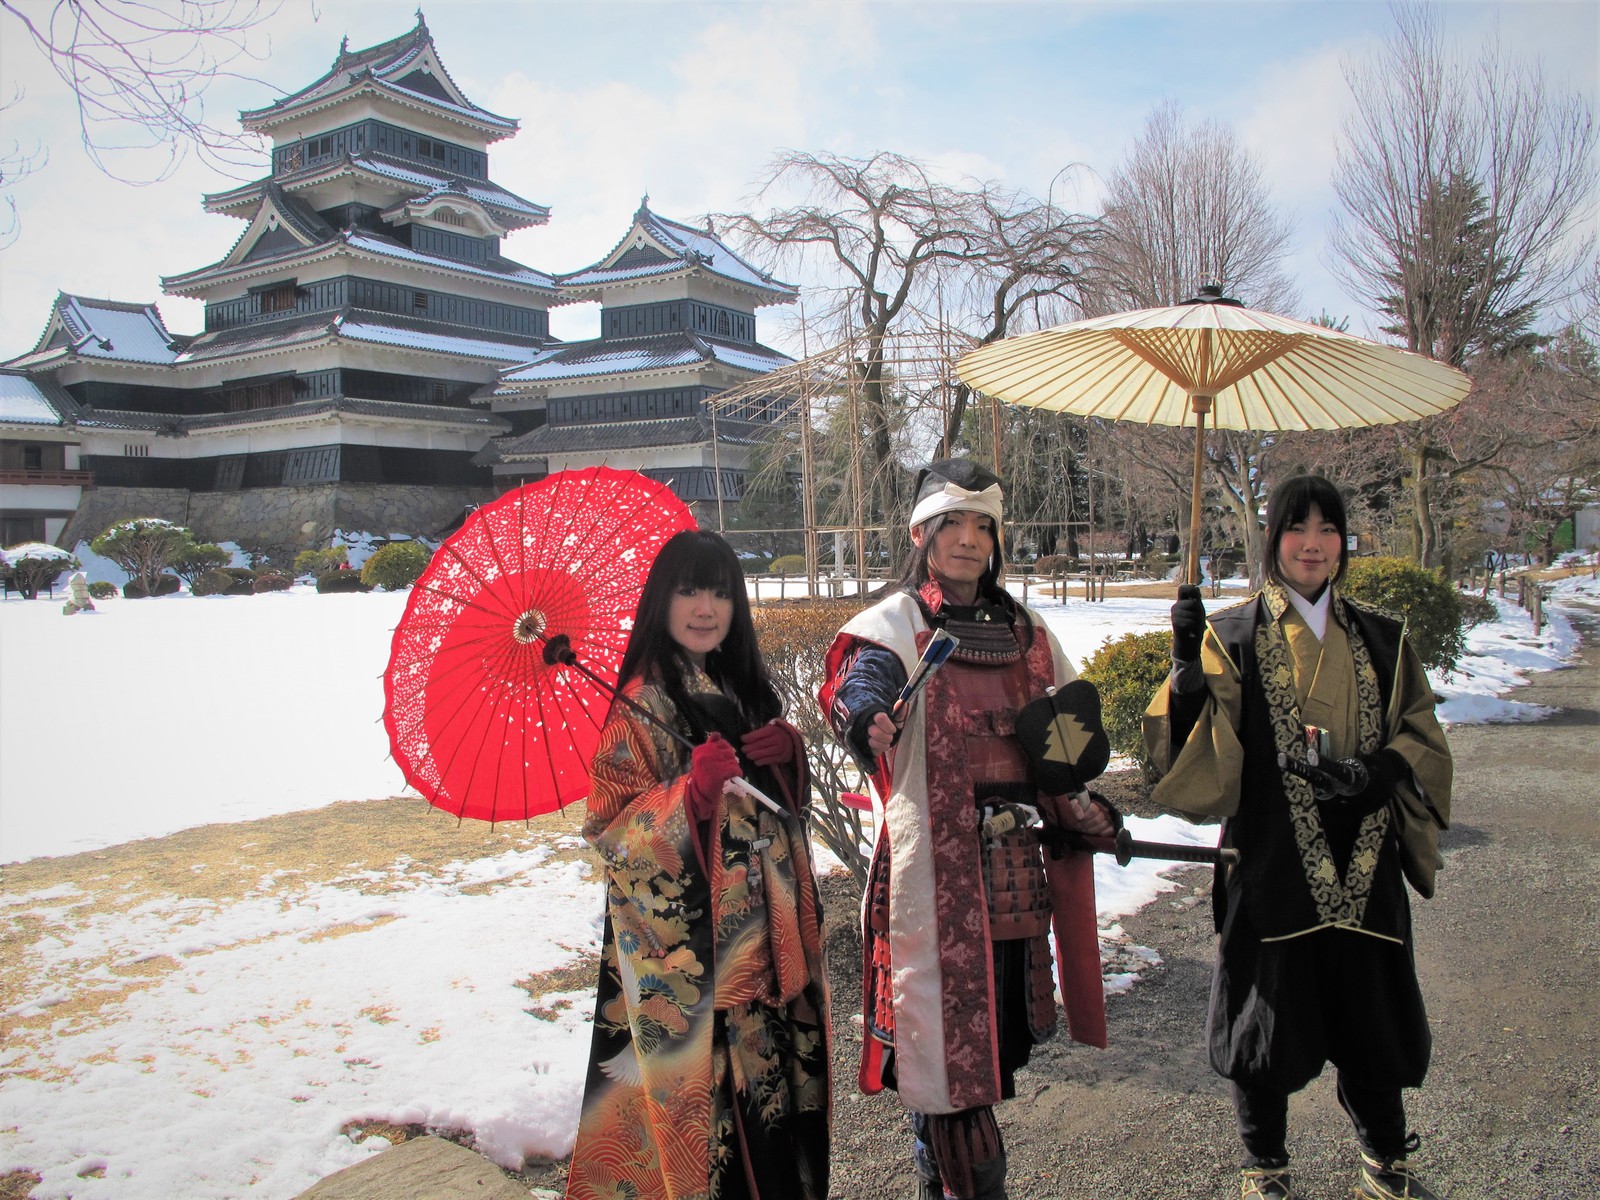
[820, 604, 1600, 1199]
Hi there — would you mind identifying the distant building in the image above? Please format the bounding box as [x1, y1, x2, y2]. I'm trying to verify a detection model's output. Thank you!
[480, 199, 796, 513]
[3, 16, 793, 554]
[0, 370, 90, 545]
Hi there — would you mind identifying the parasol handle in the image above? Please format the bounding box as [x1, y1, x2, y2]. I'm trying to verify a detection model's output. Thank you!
[1186, 393, 1211, 587]
[540, 634, 786, 816]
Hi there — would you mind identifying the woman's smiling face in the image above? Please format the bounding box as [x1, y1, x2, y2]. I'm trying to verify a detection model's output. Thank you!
[1275, 502, 1343, 598]
[667, 584, 732, 666]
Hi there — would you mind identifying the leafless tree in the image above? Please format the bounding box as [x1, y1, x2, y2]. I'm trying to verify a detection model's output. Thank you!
[1091, 100, 1300, 317]
[927, 171, 1102, 453]
[0, 0, 279, 187]
[718, 152, 994, 555]
[1087, 101, 1302, 583]
[1327, 1, 1597, 566]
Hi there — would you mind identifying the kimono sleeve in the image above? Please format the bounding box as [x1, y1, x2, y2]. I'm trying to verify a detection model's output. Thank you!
[1388, 638, 1453, 897]
[1143, 627, 1247, 821]
[582, 688, 697, 878]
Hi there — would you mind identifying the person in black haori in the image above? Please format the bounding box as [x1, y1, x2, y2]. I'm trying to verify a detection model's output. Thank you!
[1144, 475, 1453, 1200]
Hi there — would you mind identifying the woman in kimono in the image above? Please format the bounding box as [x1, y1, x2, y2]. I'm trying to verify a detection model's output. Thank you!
[1144, 475, 1452, 1200]
[567, 530, 830, 1200]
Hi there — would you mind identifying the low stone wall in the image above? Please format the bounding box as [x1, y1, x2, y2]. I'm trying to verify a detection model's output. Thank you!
[57, 487, 191, 550]
[58, 484, 497, 559]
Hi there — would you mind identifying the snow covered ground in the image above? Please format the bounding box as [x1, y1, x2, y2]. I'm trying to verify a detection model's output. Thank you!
[0, 570, 1593, 1198]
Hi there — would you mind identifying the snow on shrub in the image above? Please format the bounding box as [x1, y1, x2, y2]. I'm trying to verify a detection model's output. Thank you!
[2, 542, 77, 599]
[91, 518, 192, 597]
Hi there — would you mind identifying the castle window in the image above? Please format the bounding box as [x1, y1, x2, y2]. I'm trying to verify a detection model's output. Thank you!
[435, 208, 466, 228]
[716, 311, 731, 336]
[123, 444, 150, 457]
[413, 291, 429, 314]
[260, 282, 297, 314]
[416, 137, 448, 164]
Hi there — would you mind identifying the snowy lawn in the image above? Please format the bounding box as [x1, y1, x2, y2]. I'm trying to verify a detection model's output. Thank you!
[0, 574, 1592, 1198]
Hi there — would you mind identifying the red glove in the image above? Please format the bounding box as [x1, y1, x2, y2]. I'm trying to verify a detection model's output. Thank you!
[741, 720, 798, 768]
[687, 734, 742, 821]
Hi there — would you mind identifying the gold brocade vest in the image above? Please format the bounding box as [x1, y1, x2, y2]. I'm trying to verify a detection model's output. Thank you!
[1210, 585, 1402, 942]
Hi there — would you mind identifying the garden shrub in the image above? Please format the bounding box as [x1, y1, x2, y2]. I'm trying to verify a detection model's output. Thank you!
[191, 568, 237, 597]
[1080, 630, 1173, 778]
[170, 541, 231, 587]
[123, 574, 181, 599]
[220, 567, 257, 595]
[360, 541, 430, 591]
[254, 572, 292, 593]
[1342, 557, 1464, 673]
[317, 570, 372, 594]
[2, 544, 76, 599]
[768, 554, 807, 577]
[1457, 592, 1496, 630]
[92, 518, 192, 596]
[293, 547, 349, 579]
[87, 581, 118, 600]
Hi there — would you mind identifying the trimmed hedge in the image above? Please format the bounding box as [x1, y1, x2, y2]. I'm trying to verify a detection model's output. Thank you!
[191, 568, 237, 597]
[1342, 557, 1464, 673]
[361, 541, 430, 591]
[87, 581, 118, 600]
[123, 574, 181, 599]
[317, 570, 372, 594]
[1080, 630, 1172, 778]
[768, 554, 808, 577]
[293, 547, 349, 579]
[254, 572, 292, 593]
[1457, 592, 1496, 630]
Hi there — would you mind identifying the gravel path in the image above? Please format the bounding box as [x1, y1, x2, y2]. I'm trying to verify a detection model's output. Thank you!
[820, 602, 1600, 1200]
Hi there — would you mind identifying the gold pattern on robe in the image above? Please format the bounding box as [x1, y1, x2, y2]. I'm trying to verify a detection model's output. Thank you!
[1143, 582, 1454, 937]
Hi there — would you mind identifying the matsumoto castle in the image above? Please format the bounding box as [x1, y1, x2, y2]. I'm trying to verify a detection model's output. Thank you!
[0, 15, 796, 552]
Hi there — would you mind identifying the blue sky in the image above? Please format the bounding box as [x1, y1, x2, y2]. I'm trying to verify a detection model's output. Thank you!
[0, 0, 1594, 359]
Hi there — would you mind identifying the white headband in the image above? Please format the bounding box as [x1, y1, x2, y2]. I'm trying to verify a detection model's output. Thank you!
[908, 480, 1004, 531]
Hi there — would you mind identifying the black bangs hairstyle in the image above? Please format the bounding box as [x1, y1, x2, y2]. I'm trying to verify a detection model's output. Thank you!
[897, 512, 1031, 634]
[1265, 474, 1350, 589]
[615, 529, 781, 728]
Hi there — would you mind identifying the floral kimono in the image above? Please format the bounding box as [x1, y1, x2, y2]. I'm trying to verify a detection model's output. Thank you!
[566, 667, 830, 1200]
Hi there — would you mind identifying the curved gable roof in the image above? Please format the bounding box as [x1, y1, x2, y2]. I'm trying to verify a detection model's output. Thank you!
[241, 16, 516, 138]
[557, 199, 796, 304]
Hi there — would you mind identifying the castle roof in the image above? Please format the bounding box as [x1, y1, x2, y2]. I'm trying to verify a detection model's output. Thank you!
[0, 370, 80, 425]
[240, 15, 516, 140]
[203, 152, 550, 229]
[173, 308, 548, 367]
[489, 413, 774, 462]
[556, 200, 796, 304]
[498, 331, 791, 388]
[6, 296, 180, 370]
[163, 190, 558, 297]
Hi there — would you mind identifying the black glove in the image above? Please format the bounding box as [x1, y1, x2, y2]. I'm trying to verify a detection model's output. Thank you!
[1171, 584, 1206, 663]
[1314, 747, 1408, 816]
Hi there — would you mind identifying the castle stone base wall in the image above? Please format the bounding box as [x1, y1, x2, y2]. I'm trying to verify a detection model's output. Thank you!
[59, 484, 498, 560]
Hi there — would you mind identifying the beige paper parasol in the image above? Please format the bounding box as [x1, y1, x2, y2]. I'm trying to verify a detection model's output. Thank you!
[955, 287, 1472, 583]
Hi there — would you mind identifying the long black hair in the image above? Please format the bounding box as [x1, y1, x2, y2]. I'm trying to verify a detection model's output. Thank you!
[615, 529, 781, 729]
[1264, 474, 1350, 589]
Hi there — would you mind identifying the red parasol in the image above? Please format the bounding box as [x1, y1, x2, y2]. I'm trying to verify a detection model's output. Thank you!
[383, 466, 696, 822]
